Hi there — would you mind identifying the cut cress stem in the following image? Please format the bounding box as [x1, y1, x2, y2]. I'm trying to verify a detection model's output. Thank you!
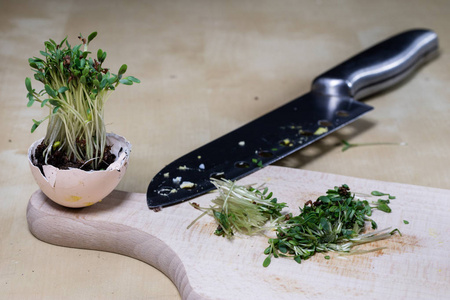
[188, 178, 287, 237]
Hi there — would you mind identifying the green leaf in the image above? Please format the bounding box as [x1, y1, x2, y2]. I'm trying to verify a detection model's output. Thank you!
[107, 75, 117, 84]
[403, 220, 409, 225]
[41, 99, 49, 107]
[263, 255, 271, 267]
[370, 219, 378, 230]
[25, 77, 32, 92]
[26, 93, 34, 107]
[119, 78, 132, 85]
[100, 77, 107, 89]
[319, 217, 332, 233]
[101, 51, 107, 61]
[74, 58, 80, 68]
[82, 66, 89, 76]
[278, 244, 288, 254]
[73, 44, 82, 54]
[44, 41, 55, 52]
[87, 31, 97, 44]
[377, 201, 391, 213]
[52, 106, 60, 114]
[371, 191, 388, 197]
[29, 57, 44, 63]
[59, 36, 68, 48]
[31, 119, 41, 133]
[97, 49, 103, 61]
[58, 86, 68, 93]
[49, 99, 59, 106]
[127, 76, 140, 83]
[34, 72, 45, 83]
[40, 50, 50, 57]
[44, 84, 57, 98]
[318, 195, 330, 203]
[31, 123, 38, 133]
[118, 64, 127, 76]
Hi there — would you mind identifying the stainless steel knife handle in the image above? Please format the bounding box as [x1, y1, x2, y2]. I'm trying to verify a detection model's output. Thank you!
[311, 29, 438, 100]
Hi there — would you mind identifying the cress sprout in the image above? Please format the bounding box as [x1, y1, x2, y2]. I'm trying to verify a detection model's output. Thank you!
[26, 32, 139, 169]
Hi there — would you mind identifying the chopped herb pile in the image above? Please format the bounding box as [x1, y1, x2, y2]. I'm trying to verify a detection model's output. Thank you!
[263, 185, 400, 267]
[189, 181, 401, 267]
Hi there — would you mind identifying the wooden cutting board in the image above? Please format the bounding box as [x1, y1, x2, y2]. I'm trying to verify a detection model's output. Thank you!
[26, 166, 450, 299]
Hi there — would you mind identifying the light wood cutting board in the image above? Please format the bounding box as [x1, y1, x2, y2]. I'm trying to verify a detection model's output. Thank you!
[26, 166, 450, 299]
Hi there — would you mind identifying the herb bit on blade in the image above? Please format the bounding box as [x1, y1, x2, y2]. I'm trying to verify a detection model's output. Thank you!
[187, 178, 287, 238]
[263, 184, 401, 267]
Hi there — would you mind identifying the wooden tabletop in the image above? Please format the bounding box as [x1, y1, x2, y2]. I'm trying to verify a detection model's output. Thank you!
[1, 0, 449, 299]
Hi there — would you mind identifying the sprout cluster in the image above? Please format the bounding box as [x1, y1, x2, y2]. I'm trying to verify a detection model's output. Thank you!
[26, 32, 139, 169]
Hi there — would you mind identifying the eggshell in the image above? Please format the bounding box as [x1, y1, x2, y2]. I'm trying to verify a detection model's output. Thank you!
[28, 133, 131, 208]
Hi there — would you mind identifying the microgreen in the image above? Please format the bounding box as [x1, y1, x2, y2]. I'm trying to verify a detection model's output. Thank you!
[341, 140, 407, 152]
[403, 220, 409, 224]
[26, 32, 139, 169]
[187, 178, 287, 238]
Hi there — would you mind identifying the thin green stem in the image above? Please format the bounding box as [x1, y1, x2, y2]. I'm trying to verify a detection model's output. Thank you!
[341, 140, 407, 152]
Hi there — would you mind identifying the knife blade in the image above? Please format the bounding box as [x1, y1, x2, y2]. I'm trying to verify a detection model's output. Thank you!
[147, 28, 438, 209]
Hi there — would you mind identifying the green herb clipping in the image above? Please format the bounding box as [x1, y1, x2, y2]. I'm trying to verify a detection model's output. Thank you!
[187, 178, 287, 237]
[262, 185, 400, 267]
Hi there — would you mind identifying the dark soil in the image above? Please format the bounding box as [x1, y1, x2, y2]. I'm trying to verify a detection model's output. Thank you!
[32, 141, 116, 173]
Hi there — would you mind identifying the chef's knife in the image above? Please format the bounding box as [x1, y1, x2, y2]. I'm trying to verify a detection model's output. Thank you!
[147, 29, 438, 209]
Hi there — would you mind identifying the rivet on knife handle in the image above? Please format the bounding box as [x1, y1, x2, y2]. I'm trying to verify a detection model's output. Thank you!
[147, 29, 439, 209]
[312, 29, 438, 100]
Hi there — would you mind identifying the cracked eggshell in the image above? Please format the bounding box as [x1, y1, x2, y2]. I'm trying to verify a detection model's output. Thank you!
[28, 133, 131, 208]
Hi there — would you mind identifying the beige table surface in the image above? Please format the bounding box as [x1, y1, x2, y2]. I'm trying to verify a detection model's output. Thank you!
[1, 0, 449, 299]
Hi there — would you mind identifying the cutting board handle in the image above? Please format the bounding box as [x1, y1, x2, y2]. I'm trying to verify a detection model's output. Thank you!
[311, 29, 438, 100]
